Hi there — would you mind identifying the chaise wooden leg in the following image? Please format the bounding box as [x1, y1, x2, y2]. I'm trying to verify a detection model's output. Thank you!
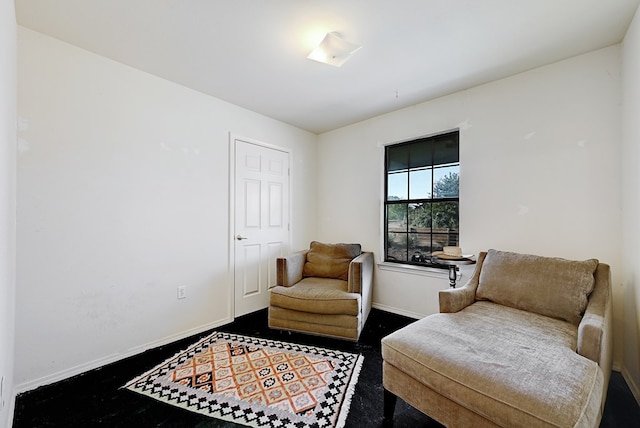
[383, 388, 397, 426]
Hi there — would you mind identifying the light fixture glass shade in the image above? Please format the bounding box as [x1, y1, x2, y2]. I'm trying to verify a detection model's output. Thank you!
[307, 32, 362, 67]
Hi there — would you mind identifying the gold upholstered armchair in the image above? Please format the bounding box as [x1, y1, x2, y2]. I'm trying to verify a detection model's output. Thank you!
[268, 241, 374, 341]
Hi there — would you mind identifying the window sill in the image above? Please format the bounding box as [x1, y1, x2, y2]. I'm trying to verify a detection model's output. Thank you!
[377, 261, 461, 280]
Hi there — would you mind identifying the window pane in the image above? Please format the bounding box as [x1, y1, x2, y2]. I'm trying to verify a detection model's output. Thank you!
[387, 233, 408, 262]
[387, 204, 407, 232]
[432, 201, 459, 231]
[446, 231, 459, 247]
[433, 165, 459, 198]
[431, 233, 457, 251]
[434, 232, 458, 248]
[409, 141, 431, 169]
[433, 132, 459, 165]
[409, 168, 432, 199]
[409, 233, 432, 263]
[387, 144, 409, 172]
[408, 203, 431, 230]
[387, 171, 408, 200]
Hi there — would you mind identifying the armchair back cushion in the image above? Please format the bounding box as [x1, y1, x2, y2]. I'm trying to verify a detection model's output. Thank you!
[476, 249, 599, 325]
[302, 241, 361, 281]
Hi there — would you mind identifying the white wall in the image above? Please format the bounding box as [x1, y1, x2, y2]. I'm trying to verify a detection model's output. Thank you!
[15, 27, 317, 389]
[0, 1, 16, 425]
[622, 5, 640, 401]
[14, 14, 636, 403]
[317, 47, 624, 358]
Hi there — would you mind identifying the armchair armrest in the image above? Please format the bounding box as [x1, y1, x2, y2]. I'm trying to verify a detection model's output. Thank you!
[439, 252, 486, 313]
[578, 263, 613, 373]
[349, 251, 374, 323]
[348, 252, 373, 294]
[276, 250, 308, 287]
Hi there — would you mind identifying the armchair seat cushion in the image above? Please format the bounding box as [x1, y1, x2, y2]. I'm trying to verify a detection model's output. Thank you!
[270, 277, 361, 316]
[382, 301, 604, 427]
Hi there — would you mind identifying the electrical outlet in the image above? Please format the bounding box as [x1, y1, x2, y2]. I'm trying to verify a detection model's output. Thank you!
[177, 285, 186, 300]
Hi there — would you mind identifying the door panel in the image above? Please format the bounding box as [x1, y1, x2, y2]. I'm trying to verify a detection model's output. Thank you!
[240, 244, 260, 295]
[234, 139, 289, 317]
[269, 183, 283, 226]
[245, 180, 261, 227]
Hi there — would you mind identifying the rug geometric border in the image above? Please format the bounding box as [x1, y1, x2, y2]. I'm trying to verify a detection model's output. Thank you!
[124, 332, 364, 428]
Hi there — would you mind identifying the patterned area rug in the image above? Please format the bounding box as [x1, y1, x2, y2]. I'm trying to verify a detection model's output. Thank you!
[124, 331, 364, 428]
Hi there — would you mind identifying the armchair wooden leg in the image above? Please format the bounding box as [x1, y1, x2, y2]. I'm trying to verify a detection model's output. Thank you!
[383, 388, 397, 426]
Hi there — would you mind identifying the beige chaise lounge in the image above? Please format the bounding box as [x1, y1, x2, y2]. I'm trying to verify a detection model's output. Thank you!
[268, 241, 373, 341]
[382, 249, 613, 427]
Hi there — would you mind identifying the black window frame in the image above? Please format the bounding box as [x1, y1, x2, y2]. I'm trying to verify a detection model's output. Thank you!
[384, 130, 460, 269]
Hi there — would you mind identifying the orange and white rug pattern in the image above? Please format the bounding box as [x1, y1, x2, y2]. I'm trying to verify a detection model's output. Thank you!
[125, 332, 363, 428]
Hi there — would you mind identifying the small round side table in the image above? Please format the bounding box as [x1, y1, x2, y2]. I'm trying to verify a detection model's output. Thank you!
[434, 256, 476, 288]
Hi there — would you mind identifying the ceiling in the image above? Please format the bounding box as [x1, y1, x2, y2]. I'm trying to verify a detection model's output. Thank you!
[15, 0, 640, 134]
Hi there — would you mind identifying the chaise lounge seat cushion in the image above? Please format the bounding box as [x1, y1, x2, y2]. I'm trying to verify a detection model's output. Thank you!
[382, 301, 604, 428]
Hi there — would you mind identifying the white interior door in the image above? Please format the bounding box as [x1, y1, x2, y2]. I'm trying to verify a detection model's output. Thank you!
[234, 138, 290, 317]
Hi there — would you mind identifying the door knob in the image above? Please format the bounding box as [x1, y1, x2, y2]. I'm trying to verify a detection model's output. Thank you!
[236, 235, 249, 240]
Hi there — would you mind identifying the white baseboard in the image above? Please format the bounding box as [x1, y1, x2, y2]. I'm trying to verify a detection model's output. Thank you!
[621, 365, 640, 406]
[14, 316, 233, 395]
[372, 302, 424, 320]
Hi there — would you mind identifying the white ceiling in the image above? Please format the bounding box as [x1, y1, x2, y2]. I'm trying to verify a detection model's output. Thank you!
[15, 0, 640, 134]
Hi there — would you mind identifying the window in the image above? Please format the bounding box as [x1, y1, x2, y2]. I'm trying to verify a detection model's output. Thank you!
[384, 130, 459, 268]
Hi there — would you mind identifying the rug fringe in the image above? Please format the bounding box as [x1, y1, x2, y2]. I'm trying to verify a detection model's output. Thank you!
[335, 354, 364, 428]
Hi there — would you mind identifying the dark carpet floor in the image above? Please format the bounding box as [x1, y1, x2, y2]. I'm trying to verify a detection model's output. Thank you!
[13, 308, 640, 427]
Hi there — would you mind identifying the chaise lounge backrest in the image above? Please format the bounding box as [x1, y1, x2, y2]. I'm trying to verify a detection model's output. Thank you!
[476, 249, 599, 325]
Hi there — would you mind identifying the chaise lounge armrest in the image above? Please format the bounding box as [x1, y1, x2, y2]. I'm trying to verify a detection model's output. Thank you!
[276, 250, 308, 287]
[439, 252, 486, 313]
[578, 263, 613, 373]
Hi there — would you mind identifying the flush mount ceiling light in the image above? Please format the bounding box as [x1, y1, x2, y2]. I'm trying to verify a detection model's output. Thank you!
[307, 32, 362, 67]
